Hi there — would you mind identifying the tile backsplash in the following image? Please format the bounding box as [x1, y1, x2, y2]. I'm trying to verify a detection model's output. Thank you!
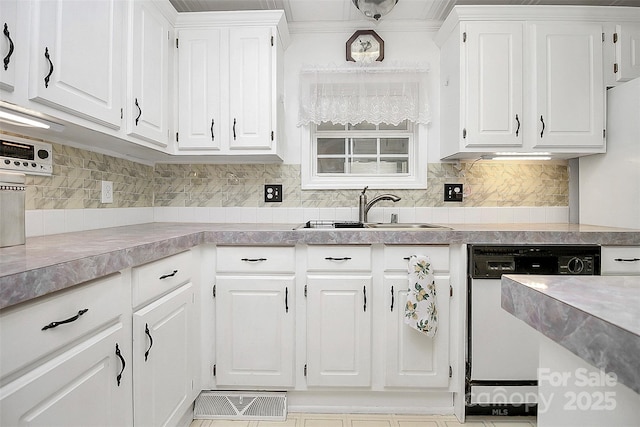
[14, 138, 570, 235]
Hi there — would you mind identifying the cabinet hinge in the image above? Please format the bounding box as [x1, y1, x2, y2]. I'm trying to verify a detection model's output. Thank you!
[213, 284, 216, 298]
[603, 129, 606, 139]
[304, 285, 307, 297]
[449, 285, 453, 297]
[271, 131, 274, 141]
[175, 132, 179, 142]
[120, 108, 123, 119]
[271, 35, 274, 46]
[304, 364, 307, 377]
[462, 128, 467, 139]
[614, 63, 619, 74]
[613, 32, 618, 43]
[176, 38, 179, 49]
[602, 32, 605, 43]
[462, 32, 466, 43]
[213, 365, 216, 376]
[449, 366, 453, 378]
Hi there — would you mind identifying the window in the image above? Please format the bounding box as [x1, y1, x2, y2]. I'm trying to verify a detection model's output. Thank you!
[301, 120, 426, 190]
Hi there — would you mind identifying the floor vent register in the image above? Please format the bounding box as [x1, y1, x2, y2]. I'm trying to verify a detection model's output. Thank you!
[194, 391, 287, 421]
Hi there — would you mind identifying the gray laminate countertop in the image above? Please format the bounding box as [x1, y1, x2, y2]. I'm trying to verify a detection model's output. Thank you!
[1, 222, 639, 310]
[501, 274, 640, 394]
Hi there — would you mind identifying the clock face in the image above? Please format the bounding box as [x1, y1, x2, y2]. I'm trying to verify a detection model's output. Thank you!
[346, 30, 384, 62]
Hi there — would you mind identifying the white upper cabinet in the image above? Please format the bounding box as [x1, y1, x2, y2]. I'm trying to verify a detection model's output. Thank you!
[126, 0, 171, 147]
[614, 24, 640, 82]
[531, 22, 604, 149]
[462, 22, 524, 148]
[436, 6, 623, 160]
[29, 0, 124, 129]
[175, 11, 288, 160]
[177, 28, 223, 151]
[0, 0, 17, 92]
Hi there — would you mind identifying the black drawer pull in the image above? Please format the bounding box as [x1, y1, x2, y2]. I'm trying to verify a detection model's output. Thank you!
[614, 258, 640, 262]
[42, 309, 88, 330]
[159, 270, 178, 280]
[134, 98, 142, 125]
[44, 47, 53, 88]
[241, 258, 267, 262]
[285, 287, 289, 313]
[390, 286, 394, 312]
[3, 23, 14, 71]
[115, 343, 125, 386]
[325, 257, 352, 261]
[363, 285, 367, 312]
[144, 323, 153, 362]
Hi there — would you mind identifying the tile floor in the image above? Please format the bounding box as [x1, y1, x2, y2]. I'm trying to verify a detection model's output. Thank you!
[190, 413, 537, 427]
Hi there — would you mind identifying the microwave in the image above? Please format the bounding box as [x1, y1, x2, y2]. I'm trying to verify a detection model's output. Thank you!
[0, 136, 52, 176]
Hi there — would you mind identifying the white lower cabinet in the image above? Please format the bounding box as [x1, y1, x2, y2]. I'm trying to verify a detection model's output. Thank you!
[131, 250, 198, 427]
[0, 273, 132, 427]
[305, 275, 372, 387]
[214, 246, 296, 388]
[133, 282, 196, 427]
[383, 245, 451, 388]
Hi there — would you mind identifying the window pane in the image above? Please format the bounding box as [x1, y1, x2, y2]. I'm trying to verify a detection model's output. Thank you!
[349, 121, 376, 131]
[317, 138, 345, 155]
[317, 122, 345, 131]
[379, 120, 408, 130]
[350, 158, 377, 174]
[381, 158, 409, 174]
[352, 138, 377, 154]
[380, 138, 409, 154]
[317, 158, 345, 174]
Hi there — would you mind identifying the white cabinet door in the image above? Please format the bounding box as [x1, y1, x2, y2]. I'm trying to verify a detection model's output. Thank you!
[0, 324, 131, 427]
[463, 22, 524, 148]
[0, 0, 17, 92]
[228, 27, 273, 151]
[215, 276, 295, 387]
[29, 0, 124, 129]
[384, 275, 451, 388]
[127, 1, 170, 146]
[306, 275, 372, 387]
[133, 282, 196, 427]
[531, 22, 605, 149]
[615, 24, 640, 82]
[177, 28, 223, 150]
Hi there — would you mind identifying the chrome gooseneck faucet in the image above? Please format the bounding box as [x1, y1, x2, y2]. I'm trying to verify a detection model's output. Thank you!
[358, 186, 401, 223]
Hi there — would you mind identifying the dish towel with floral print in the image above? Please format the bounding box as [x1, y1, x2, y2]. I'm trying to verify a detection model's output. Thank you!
[404, 255, 438, 337]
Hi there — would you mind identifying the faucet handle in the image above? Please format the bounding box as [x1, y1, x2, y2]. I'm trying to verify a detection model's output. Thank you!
[361, 186, 368, 195]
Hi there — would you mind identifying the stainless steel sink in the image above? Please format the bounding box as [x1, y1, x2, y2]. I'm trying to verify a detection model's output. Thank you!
[364, 223, 451, 230]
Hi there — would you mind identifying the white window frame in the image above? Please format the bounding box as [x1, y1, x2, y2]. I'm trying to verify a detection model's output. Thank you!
[301, 122, 427, 190]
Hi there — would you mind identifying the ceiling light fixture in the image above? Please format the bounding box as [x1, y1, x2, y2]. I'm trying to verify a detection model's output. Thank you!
[352, 0, 398, 21]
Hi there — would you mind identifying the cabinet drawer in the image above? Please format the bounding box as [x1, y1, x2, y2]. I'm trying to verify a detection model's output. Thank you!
[217, 246, 295, 273]
[0, 273, 125, 380]
[384, 245, 450, 273]
[307, 245, 372, 271]
[132, 250, 193, 307]
[601, 246, 640, 275]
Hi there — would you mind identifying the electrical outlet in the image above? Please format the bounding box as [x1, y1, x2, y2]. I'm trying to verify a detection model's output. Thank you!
[101, 180, 113, 204]
[444, 183, 463, 202]
[264, 184, 282, 202]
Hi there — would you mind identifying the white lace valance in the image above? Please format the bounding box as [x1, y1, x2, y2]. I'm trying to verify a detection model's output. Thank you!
[297, 64, 431, 127]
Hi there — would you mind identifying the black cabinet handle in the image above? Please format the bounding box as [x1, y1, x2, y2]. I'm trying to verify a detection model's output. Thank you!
[515, 114, 520, 137]
[144, 323, 153, 362]
[3, 23, 14, 71]
[325, 257, 352, 261]
[363, 285, 367, 312]
[42, 309, 88, 330]
[614, 258, 640, 262]
[285, 287, 289, 313]
[233, 118, 237, 140]
[159, 270, 178, 280]
[241, 258, 267, 262]
[135, 98, 142, 125]
[540, 115, 545, 138]
[211, 118, 215, 141]
[44, 47, 53, 88]
[390, 286, 394, 312]
[115, 343, 125, 386]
